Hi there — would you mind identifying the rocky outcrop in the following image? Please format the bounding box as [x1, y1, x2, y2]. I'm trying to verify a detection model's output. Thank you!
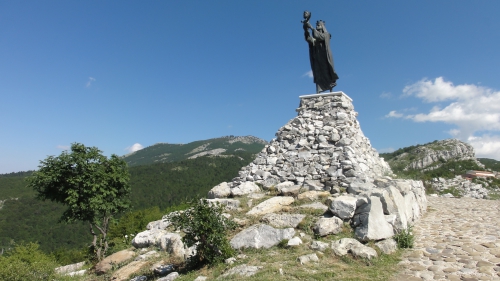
[389, 139, 483, 171]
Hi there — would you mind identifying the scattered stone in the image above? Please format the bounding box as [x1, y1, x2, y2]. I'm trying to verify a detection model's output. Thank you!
[231, 182, 261, 197]
[375, 239, 398, 254]
[55, 261, 85, 275]
[157, 272, 179, 281]
[218, 264, 263, 278]
[287, 236, 303, 246]
[313, 216, 343, 237]
[151, 263, 174, 276]
[310, 240, 329, 252]
[134, 250, 159, 261]
[297, 253, 319, 264]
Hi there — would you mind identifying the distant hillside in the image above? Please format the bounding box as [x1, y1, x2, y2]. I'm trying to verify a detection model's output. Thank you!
[0, 139, 261, 254]
[380, 139, 482, 173]
[123, 135, 267, 167]
[478, 158, 500, 171]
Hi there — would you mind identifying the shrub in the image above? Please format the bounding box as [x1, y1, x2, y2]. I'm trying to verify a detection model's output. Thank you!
[169, 199, 237, 266]
[0, 243, 59, 281]
[394, 225, 415, 249]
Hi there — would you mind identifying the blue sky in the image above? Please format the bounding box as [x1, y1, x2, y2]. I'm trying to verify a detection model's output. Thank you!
[2, 1, 500, 174]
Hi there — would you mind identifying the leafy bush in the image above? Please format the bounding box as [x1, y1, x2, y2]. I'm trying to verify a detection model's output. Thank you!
[394, 225, 414, 249]
[169, 199, 237, 266]
[0, 243, 59, 281]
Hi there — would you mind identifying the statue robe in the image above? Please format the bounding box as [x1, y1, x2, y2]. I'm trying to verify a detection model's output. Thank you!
[306, 28, 339, 92]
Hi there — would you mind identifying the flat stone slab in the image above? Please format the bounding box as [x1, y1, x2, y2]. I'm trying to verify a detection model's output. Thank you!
[246, 196, 294, 216]
[230, 224, 295, 249]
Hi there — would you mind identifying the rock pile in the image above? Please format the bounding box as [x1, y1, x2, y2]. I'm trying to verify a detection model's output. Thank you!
[233, 92, 391, 190]
[431, 176, 490, 199]
[210, 92, 427, 242]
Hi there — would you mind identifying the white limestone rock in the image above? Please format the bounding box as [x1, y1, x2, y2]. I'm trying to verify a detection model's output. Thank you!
[206, 198, 240, 211]
[231, 182, 261, 197]
[313, 217, 343, 237]
[207, 182, 231, 199]
[353, 196, 394, 241]
[260, 213, 305, 228]
[218, 264, 263, 278]
[158, 233, 185, 259]
[375, 238, 398, 254]
[132, 229, 167, 248]
[230, 224, 295, 249]
[297, 253, 319, 264]
[287, 236, 303, 247]
[328, 195, 357, 219]
[310, 240, 329, 251]
[246, 196, 294, 216]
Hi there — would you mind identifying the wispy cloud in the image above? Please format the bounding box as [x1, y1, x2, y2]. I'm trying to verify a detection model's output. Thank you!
[86, 77, 96, 88]
[388, 77, 500, 159]
[302, 70, 313, 78]
[125, 143, 144, 153]
[385, 111, 403, 118]
[56, 145, 70, 150]
[379, 92, 392, 99]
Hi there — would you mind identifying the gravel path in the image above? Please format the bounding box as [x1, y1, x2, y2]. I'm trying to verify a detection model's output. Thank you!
[394, 196, 500, 281]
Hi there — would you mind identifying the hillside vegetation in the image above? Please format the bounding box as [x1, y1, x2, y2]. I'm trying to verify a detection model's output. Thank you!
[123, 135, 267, 167]
[0, 145, 262, 256]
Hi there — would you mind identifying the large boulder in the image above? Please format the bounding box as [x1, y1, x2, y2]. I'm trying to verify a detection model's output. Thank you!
[95, 249, 135, 275]
[132, 229, 167, 248]
[313, 217, 343, 237]
[230, 224, 295, 249]
[207, 182, 231, 199]
[353, 196, 394, 241]
[246, 197, 294, 216]
[328, 195, 357, 220]
[159, 233, 185, 259]
[231, 182, 261, 197]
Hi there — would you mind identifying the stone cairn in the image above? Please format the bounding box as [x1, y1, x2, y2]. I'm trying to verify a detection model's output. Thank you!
[234, 92, 391, 190]
[210, 92, 427, 241]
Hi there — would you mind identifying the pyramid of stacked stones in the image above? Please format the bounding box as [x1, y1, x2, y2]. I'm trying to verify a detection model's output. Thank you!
[208, 92, 427, 242]
[234, 92, 391, 191]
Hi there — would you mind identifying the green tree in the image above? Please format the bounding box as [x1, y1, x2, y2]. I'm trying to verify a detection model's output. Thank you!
[170, 199, 237, 266]
[26, 143, 131, 261]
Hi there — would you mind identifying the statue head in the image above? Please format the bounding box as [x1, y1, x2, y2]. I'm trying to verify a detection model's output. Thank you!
[303, 10, 311, 19]
[316, 20, 327, 32]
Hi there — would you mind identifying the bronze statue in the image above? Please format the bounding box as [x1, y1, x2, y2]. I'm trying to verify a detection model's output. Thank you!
[303, 11, 339, 93]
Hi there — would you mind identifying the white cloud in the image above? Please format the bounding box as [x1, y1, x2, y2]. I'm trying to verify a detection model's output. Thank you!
[389, 77, 500, 160]
[385, 111, 403, 118]
[302, 70, 313, 78]
[86, 77, 96, 87]
[467, 135, 500, 160]
[56, 145, 70, 150]
[380, 92, 392, 99]
[125, 143, 144, 153]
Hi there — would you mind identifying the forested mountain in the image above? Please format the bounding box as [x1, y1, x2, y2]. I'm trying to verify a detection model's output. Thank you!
[0, 144, 260, 254]
[123, 135, 267, 167]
